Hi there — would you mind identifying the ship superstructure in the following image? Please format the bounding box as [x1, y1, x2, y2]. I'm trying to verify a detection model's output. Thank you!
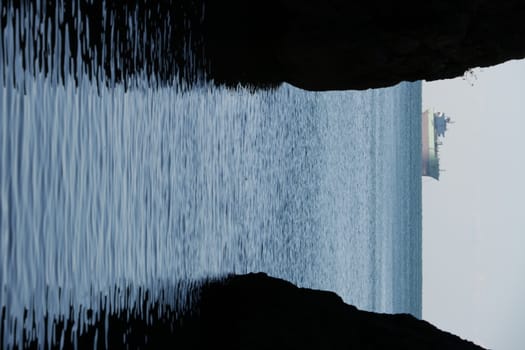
[422, 110, 452, 180]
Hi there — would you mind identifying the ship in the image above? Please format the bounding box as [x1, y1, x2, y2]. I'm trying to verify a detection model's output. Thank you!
[422, 109, 452, 180]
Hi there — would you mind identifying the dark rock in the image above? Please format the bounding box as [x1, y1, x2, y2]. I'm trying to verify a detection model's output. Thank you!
[202, 0, 525, 90]
[3, 0, 524, 91]
[21, 274, 485, 349]
[189, 272, 485, 349]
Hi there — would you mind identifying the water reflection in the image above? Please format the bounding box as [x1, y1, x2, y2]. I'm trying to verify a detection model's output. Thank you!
[2, 0, 207, 87]
[1, 2, 325, 344]
[1, 1, 421, 348]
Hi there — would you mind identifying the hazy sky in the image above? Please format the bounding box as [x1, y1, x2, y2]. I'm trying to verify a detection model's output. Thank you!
[422, 59, 525, 350]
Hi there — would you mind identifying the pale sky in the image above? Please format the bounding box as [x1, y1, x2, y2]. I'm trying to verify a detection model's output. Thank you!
[422, 59, 525, 350]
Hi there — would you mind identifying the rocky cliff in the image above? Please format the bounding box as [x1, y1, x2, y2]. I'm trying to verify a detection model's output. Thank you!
[189, 273, 485, 349]
[3, 0, 524, 91]
[26, 273, 485, 349]
[202, 0, 525, 90]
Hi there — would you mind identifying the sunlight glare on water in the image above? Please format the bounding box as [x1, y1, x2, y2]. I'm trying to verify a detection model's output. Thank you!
[0, 1, 421, 348]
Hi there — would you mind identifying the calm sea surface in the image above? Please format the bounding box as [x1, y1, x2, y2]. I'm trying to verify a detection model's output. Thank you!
[1, 2, 422, 348]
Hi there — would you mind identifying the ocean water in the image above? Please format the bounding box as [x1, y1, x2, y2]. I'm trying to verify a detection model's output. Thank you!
[0, 1, 422, 348]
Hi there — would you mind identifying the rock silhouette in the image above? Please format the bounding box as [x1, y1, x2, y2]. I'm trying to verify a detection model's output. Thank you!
[202, 0, 525, 90]
[191, 273, 485, 349]
[18, 273, 485, 349]
[2, 0, 524, 90]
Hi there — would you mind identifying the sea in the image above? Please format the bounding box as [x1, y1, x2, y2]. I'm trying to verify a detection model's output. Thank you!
[0, 1, 422, 348]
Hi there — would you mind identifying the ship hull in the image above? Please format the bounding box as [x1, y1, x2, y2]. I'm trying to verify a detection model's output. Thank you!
[421, 110, 439, 180]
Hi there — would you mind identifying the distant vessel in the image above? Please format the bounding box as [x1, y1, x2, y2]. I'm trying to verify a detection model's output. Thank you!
[422, 109, 452, 180]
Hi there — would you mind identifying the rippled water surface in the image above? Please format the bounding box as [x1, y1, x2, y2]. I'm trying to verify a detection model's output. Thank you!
[1, 1, 422, 348]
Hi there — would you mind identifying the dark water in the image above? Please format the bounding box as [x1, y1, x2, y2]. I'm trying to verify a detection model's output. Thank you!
[0, 1, 422, 348]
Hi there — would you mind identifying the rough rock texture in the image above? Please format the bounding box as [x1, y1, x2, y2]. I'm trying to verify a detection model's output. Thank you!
[19, 273, 486, 349]
[4, 0, 524, 91]
[189, 273, 485, 349]
[202, 0, 525, 90]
